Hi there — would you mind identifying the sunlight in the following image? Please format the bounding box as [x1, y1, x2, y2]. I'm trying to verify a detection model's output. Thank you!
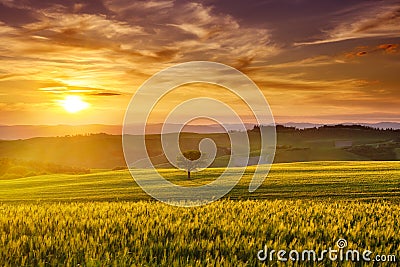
[60, 95, 90, 113]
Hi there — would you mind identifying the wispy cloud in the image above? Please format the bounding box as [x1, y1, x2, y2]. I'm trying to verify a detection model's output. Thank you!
[296, 3, 400, 45]
[0, 1, 278, 85]
[39, 85, 122, 96]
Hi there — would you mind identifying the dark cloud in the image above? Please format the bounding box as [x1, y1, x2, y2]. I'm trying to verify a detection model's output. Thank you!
[154, 49, 180, 61]
[200, 0, 374, 45]
[297, 2, 400, 45]
[354, 6, 400, 33]
[233, 56, 254, 72]
[14, 0, 110, 14]
[0, 2, 37, 26]
[345, 43, 399, 58]
[377, 43, 398, 53]
[90, 92, 121, 96]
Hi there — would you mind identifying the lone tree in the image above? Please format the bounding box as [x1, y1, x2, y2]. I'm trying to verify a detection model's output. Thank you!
[176, 150, 202, 179]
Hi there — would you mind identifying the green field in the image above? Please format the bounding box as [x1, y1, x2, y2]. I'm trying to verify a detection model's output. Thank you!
[0, 161, 399, 202]
[1, 161, 400, 266]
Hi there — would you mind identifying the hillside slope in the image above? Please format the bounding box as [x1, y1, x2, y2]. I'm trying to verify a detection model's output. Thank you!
[0, 161, 399, 202]
[0, 126, 398, 169]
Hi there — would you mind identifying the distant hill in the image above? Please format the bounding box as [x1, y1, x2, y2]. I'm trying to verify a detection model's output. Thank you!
[0, 125, 398, 172]
[1, 122, 399, 140]
[0, 123, 254, 140]
[0, 124, 122, 140]
[282, 122, 400, 130]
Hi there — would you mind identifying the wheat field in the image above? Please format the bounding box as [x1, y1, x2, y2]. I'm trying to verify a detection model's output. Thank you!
[1, 200, 399, 266]
[0, 161, 399, 266]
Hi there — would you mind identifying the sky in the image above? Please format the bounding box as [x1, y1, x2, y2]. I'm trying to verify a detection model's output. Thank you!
[0, 0, 399, 125]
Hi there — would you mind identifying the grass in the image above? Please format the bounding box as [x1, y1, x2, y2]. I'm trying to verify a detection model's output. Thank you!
[0, 161, 399, 202]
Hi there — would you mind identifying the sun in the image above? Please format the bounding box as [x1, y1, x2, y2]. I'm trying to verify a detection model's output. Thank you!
[60, 95, 90, 113]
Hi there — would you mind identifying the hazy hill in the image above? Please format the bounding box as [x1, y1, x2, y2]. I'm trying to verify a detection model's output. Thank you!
[0, 123, 253, 140]
[0, 124, 122, 140]
[0, 125, 398, 172]
[1, 122, 399, 140]
[282, 122, 400, 130]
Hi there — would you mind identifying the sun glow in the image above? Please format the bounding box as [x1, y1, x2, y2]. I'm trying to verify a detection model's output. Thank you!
[60, 95, 90, 113]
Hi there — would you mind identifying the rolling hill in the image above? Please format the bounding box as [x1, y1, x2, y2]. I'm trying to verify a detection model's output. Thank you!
[0, 125, 398, 175]
[0, 161, 399, 202]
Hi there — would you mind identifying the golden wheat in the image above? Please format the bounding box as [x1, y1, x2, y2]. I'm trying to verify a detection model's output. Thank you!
[0, 200, 399, 266]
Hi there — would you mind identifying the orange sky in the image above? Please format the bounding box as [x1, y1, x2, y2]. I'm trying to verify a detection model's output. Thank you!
[0, 0, 399, 125]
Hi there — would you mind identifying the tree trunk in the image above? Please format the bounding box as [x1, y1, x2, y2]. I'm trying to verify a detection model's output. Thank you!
[187, 171, 191, 179]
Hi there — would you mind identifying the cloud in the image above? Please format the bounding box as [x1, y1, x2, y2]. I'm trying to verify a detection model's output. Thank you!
[265, 43, 399, 70]
[0, 102, 56, 112]
[266, 55, 336, 68]
[39, 85, 122, 96]
[104, 0, 174, 13]
[104, 1, 279, 64]
[0, 0, 29, 9]
[0, 0, 282, 129]
[174, 3, 278, 63]
[344, 43, 399, 59]
[90, 92, 121, 96]
[0, 1, 278, 87]
[255, 75, 376, 92]
[377, 44, 398, 54]
[0, 0, 398, 124]
[22, 12, 145, 45]
[296, 4, 400, 45]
